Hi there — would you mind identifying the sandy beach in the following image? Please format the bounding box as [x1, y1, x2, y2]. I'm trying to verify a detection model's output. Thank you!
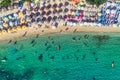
[1, 26, 120, 42]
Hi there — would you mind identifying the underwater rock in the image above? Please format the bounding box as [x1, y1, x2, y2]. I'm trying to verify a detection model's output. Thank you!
[50, 56, 54, 60]
[38, 54, 43, 61]
[51, 41, 54, 44]
[93, 35, 110, 42]
[82, 54, 86, 60]
[46, 45, 51, 51]
[44, 41, 49, 46]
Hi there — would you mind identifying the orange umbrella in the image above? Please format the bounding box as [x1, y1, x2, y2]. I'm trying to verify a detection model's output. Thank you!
[12, 27, 17, 32]
[20, 18, 25, 24]
[17, 26, 21, 31]
[2, 30, 7, 34]
[22, 25, 27, 30]
[7, 28, 12, 33]
[18, 11, 24, 17]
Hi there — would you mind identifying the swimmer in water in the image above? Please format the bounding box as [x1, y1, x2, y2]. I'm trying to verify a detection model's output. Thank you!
[112, 61, 114, 68]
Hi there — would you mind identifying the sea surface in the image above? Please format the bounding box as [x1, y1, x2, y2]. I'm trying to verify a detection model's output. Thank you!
[0, 33, 120, 80]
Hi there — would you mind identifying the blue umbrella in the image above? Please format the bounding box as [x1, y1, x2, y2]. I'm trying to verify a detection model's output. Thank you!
[58, 15, 63, 19]
[46, 4, 51, 9]
[36, 12, 40, 16]
[53, 16, 57, 21]
[42, 11, 46, 15]
[55, 22, 58, 27]
[31, 18, 35, 23]
[58, 8, 63, 12]
[53, 9, 57, 14]
[59, 3, 63, 7]
[47, 16, 52, 22]
[47, 11, 51, 15]
[37, 18, 41, 22]
[42, 17, 46, 22]
[30, 7, 34, 11]
[41, 6, 45, 10]
[64, 8, 69, 13]
[63, 15, 67, 19]
[35, 6, 39, 11]
[30, 13, 35, 18]
[53, 3, 57, 8]
[64, 2, 69, 6]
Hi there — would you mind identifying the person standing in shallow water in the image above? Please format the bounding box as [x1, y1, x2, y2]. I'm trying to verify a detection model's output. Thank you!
[112, 61, 114, 68]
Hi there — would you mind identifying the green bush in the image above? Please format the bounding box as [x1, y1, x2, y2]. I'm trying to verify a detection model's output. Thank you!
[0, 0, 11, 7]
[86, 0, 107, 7]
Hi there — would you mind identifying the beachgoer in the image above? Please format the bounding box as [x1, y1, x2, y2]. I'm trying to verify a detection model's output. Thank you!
[38, 54, 43, 61]
[56, 44, 61, 50]
[112, 61, 114, 68]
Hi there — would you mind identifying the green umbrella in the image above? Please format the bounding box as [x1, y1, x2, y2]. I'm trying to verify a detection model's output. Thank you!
[34, 0, 38, 4]
[8, 15, 12, 19]
[3, 17, 9, 21]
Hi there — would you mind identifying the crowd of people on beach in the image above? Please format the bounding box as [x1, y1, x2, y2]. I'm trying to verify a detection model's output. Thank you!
[0, 0, 120, 34]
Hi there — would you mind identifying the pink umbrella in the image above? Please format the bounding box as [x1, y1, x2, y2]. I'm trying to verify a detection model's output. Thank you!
[74, 16, 79, 21]
[110, 13, 114, 18]
[66, 16, 70, 21]
[78, 16, 83, 21]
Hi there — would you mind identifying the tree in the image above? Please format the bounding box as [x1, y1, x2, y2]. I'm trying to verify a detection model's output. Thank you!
[86, 0, 107, 7]
[0, 0, 11, 7]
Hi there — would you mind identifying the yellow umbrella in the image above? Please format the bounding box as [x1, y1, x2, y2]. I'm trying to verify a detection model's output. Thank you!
[22, 25, 27, 30]
[72, 11, 75, 15]
[80, 1, 84, 5]
[2, 30, 7, 34]
[18, 11, 24, 17]
[17, 26, 21, 31]
[7, 28, 12, 33]
[20, 18, 25, 24]
[3, 23, 8, 28]
[98, 13, 102, 16]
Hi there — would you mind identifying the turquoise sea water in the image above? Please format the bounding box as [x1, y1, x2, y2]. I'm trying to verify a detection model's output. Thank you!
[0, 33, 120, 80]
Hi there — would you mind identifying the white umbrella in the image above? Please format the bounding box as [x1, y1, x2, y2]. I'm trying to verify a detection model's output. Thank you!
[106, 2, 111, 7]
[106, 9, 110, 14]
[111, 10, 116, 14]
[9, 21, 13, 26]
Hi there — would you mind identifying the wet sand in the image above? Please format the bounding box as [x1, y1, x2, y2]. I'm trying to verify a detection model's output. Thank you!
[0, 26, 120, 42]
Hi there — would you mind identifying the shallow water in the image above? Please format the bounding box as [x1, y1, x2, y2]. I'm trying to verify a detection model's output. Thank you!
[0, 33, 120, 80]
